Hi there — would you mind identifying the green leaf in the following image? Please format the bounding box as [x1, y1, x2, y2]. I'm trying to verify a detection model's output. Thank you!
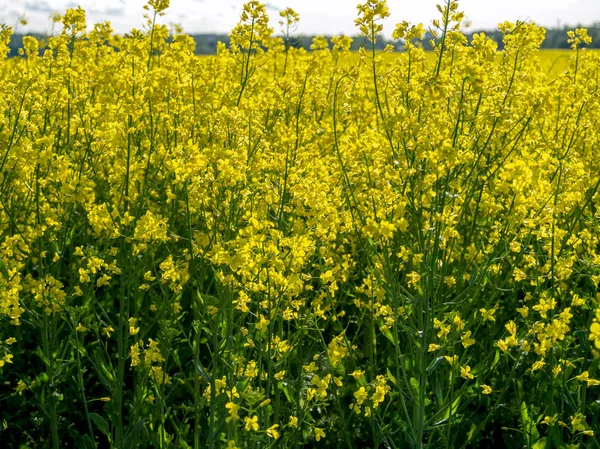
[65, 225, 77, 247]
[0, 258, 8, 279]
[443, 395, 461, 420]
[94, 351, 115, 386]
[73, 433, 96, 449]
[82, 434, 97, 449]
[521, 402, 540, 443]
[380, 327, 396, 344]
[386, 367, 397, 386]
[35, 347, 51, 367]
[282, 384, 292, 403]
[195, 362, 211, 382]
[89, 413, 110, 437]
[427, 356, 444, 374]
[491, 349, 500, 370]
[520, 401, 531, 426]
[532, 437, 547, 449]
[410, 377, 420, 399]
[123, 420, 145, 449]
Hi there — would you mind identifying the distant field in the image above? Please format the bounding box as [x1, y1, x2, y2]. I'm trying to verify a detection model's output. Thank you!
[372, 49, 599, 79]
[150, 49, 592, 80]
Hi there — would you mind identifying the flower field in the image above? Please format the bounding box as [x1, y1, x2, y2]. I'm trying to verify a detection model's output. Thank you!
[1, 0, 600, 448]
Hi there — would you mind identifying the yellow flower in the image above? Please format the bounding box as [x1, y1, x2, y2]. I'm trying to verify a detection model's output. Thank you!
[497, 339, 509, 353]
[79, 268, 91, 283]
[589, 321, 600, 349]
[371, 377, 390, 408]
[128, 317, 140, 336]
[130, 344, 141, 367]
[570, 414, 586, 432]
[505, 320, 517, 336]
[444, 276, 456, 288]
[207, 305, 218, 316]
[15, 380, 27, 395]
[481, 384, 493, 395]
[516, 306, 529, 318]
[96, 275, 111, 288]
[513, 268, 527, 282]
[552, 365, 562, 377]
[288, 416, 299, 428]
[479, 306, 497, 322]
[531, 359, 546, 372]
[460, 365, 474, 380]
[314, 427, 326, 441]
[574, 371, 600, 387]
[103, 326, 114, 338]
[444, 355, 458, 366]
[407, 271, 421, 289]
[461, 331, 475, 348]
[150, 366, 172, 385]
[255, 315, 270, 333]
[350, 370, 365, 381]
[571, 294, 585, 307]
[266, 424, 280, 439]
[245, 360, 258, 378]
[147, 0, 171, 14]
[542, 414, 558, 426]
[225, 402, 240, 423]
[452, 314, 465, 331]
[434, 318, 451, 339]
[354, 386, 368, 405]
[244, 415, 259, 432]
[532, 298, 556, 319]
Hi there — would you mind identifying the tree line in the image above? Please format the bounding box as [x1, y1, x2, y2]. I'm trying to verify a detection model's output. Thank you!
[6, 24, 600, 57]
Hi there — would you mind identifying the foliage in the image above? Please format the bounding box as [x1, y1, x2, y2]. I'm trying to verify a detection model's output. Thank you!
[1, 1, 600, 448]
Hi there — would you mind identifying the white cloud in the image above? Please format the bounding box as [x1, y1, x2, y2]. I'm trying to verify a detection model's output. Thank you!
[1, 0, 599, 35]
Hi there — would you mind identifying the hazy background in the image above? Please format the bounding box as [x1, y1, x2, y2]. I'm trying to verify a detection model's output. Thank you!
[1, 0, 599, 36]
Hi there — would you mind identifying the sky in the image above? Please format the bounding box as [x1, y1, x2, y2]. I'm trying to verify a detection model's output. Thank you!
[1, 0, 599, 36]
